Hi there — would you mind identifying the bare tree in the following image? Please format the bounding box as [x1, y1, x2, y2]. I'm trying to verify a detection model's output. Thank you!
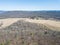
[0, 21, 3, 27]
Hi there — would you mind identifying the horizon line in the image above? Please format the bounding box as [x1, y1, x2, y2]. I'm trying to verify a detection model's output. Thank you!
[0, 10, 60, 11]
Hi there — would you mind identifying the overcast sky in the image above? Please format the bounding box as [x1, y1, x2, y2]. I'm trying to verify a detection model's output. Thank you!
[0, 0, 60, 11]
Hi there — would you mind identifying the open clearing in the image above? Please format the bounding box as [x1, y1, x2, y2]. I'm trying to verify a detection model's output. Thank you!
[0, 18, 20, 28]
[24, 18, 60, 31]
[0, 18, 60, 31]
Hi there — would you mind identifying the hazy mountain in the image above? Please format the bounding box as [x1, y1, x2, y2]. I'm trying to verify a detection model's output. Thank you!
[0, 11, 60, 20]
[0, 11, 5, 13]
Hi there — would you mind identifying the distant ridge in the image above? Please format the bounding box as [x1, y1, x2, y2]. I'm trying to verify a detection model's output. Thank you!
[0, 11, 5, 13]
[0, 11, 60, 20]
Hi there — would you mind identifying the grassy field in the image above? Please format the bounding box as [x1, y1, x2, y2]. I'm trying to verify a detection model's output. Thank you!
[0, 18, 60, 30]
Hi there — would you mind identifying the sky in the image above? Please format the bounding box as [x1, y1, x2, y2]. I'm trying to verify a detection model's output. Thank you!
[0, 0, 60, 11]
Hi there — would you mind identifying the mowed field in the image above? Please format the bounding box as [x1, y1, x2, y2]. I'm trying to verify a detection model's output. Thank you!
[0, 18, 60, 31]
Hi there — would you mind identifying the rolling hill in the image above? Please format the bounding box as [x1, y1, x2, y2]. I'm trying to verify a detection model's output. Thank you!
[0, 18, 60, 45]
